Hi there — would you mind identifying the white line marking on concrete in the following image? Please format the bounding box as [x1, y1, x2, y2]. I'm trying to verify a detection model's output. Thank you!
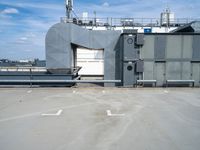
[0, 103, 96, 123]
[41, 109, 63, 116]
[73, 91, 76, 94]
[106, 110, 125, 117]
[27, 90, 32, 93]
[164, 90, 169, 93]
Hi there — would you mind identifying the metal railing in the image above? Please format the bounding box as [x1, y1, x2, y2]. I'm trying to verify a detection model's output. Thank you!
[0, 67, 46, 72]
[61, 17, 200, 28]
[0, 66, 82, 74]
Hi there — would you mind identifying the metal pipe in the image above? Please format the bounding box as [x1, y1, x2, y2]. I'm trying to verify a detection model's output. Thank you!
[0, 80, 121, 83]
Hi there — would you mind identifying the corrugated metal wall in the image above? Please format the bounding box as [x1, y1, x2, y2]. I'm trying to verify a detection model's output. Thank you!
[141, 35, 200, 86]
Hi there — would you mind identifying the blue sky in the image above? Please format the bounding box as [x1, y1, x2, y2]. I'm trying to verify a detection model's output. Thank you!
[0, 0, 200, 60]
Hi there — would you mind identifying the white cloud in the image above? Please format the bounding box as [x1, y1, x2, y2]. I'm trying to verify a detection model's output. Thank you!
[27, 33, 36, 38]
[20, 37, 28, 41]
[15, 37, 29, 44]
[1, 8, 19, 14]
[0, 1, 63, 11]
[102, 2, 110, 7]
[15, 40, 26, 44]
[24, 49, 32, 52]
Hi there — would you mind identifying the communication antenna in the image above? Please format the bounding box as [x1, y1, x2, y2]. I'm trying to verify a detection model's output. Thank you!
[66, 0, 73, 19]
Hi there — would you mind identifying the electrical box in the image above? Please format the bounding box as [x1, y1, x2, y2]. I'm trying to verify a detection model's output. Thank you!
[136, 60, 144, 73]
[136, 34, 144, 45]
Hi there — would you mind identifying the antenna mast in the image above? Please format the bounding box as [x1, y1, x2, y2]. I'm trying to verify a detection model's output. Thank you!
[66, 0, 73, 19]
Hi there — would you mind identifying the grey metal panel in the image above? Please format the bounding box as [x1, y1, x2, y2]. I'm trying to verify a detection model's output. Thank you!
[0, 75, 30, 80]
[155, 63, 165, 86]
[136, 60, 144, 73]
[32, 75, 72, 80]
[71, 24, 119, 49]
[183, 35, 193, 59]
[166, 35, 182, 59]
[166, 62, 181, 80]
[143, 62, 154, 80]
[0, 71, 75, 86]
[0, 72, 31, 80]
[104, 34, 121, 87]
[192, 63, 200, 86]
[192, 35, 200, 60]
[46, 23, 72, 69]
[123, 62, 135, 86]
[141, 35, 154, 59]
[182, 62, 191, 80]
[154, 35, 166, 60]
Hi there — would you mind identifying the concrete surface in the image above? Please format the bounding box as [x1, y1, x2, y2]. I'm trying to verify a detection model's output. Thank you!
[0, 88, 200, 150]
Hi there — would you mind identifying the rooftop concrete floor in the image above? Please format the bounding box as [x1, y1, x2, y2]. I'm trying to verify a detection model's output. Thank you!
[0, 87, 200, 150]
